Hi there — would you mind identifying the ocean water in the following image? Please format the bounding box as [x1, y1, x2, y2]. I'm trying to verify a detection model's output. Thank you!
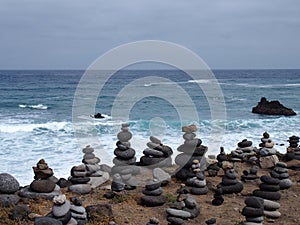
[1, 69, 300, 185]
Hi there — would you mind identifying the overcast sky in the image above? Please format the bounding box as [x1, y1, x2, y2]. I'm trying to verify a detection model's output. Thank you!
[0, 0, 299, 69]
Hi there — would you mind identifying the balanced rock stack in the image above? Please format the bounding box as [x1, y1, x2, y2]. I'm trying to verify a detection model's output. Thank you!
[47, 194, 76, 225]
[166, 194, 200, 225]
[242, 196, 264, 225]
[241, 166, 259, 182]
[111, 123, 139, 190]
[217, 147, 228, 163]
[207, 155, 221, 177]
[139, 136, 173, 167]
[259, 132, 271, 148]
[217, 168, 243, 194]
[258, 135, 279, 169]
[20, 159, 61, 199]
[253, 175, 281, 219]
[141, 179, 167, 207]
[69, 145, 109, 194]
[175, 124, 208, 181]
[70, 197, 88, 225]
[230, 139, 257, 163]
[286, 135, 300, 161]
[211, 188, 224, 206]
[0, 173, 20, 207]
[186, 159, 208, 195]
[270, 162, 292, 190]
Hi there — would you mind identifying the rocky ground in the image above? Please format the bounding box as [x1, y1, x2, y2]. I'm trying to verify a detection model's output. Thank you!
[1, 162, 300, 225]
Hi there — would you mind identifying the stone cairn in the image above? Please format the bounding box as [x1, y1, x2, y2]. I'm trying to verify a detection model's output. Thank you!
[270, 162, 292, 190]
[70, 197, 88, 225]
[217, 168, 243, 194]
[141, 179, 167, 207]
[207, 155, 221, 177]
[186, 159, 208, 195]
[286, 135, 300, 161]
[241, 165, 259, 182]
[68, 145, 109, 194]
[139, 136, 173, 167]
[47, 194, 75, 225]
[230, 139, 258, 163]
[111, 123, 139, 191]
[259, 132, 271, 148]
[175, 124, 208, 181]
[253, 175, 281, 219]
[166, 193, 200, 225]
[241, 196, 264, 225]
[211, 188, 224, 206]
[0, 173, 20, 207]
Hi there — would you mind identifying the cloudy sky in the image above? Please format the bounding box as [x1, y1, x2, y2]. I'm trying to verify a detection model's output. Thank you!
[0, 0, 299, 69]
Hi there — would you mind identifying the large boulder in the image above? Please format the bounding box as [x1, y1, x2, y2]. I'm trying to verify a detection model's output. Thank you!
[252, 97, 296, 116]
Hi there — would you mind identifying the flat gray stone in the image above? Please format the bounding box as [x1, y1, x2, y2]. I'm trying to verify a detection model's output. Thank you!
[53, 200, 71, 217]
[264, 210, 281, 218]
[143, 148, 164, 157]
[150, 136, 161, 144]
[117, 131, 132, 142]
[19, 185, 61, 200]
[68, 184, 91, 194]
[263, 199, 280, 210]
[34, 217, 63, 225]
[88, 172, 110, 188]
[0, 194, 20, 207]
[153, 168, 171, 182]
[70, 205, 86, 214]
[279, 178, 292, 190]
[166, 208, 192, 218]
[86, 164, 101, 173]
[0, 173, 20, 194]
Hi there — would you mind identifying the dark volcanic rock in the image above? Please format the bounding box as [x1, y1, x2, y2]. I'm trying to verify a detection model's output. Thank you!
[252, 97, 296, 116]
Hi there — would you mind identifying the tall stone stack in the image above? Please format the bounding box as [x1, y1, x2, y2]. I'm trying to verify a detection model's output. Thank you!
[270, 162, 292, 190]
[47, 194, 76, 225]
[241, 196, 264, 225]
[217, 168, 243, 194]
[141, 179, 167, 207]
[286, 135, 300, 161]
[259, 132, 271, 148]
[68, 145, 109, 194]
[0, 173, 20, 207]
[70, 197, 88, 225]
[175, 124, 208, 181]
[229, 139, 257, 163]
[186, 159, 208, 195]
[166, 193, 200, 225]
[253, 175, 281, 219]
[258, 135, 279, 169]
[111, 123, 139, 190]
[139, 136, 173, 167]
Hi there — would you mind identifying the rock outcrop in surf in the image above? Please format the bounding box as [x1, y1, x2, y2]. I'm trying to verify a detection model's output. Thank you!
[252, 97, 296, 116]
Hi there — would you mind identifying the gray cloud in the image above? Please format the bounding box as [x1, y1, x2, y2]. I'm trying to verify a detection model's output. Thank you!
[0, 0, 299, 69]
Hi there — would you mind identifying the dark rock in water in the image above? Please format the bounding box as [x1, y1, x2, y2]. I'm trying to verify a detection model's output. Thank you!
[30, 180, 56, 193]
[9, 204, 31, 220]
[34, 217, 63, 225]
[0, 194, 20, 207]
[252, 97, 296, 116]
[0, 173, 20, 194]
